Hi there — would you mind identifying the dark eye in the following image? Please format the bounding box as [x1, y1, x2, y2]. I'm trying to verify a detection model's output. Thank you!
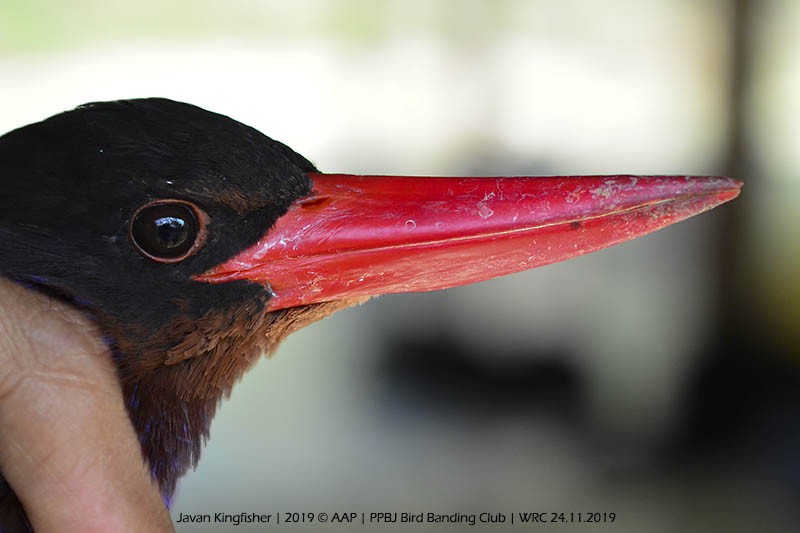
[130, 201, 205, 262]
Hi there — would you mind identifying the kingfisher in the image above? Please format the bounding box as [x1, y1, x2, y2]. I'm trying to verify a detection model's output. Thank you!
[0, 98, 741, 530]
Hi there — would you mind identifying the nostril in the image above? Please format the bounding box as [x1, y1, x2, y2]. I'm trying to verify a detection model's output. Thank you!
[297, 196, 331, 210]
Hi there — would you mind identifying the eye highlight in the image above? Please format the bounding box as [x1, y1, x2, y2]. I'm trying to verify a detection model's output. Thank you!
[130, 200, 206, 262]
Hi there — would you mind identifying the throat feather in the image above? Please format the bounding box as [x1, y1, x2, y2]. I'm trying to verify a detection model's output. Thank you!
[109, 297, 364, 498]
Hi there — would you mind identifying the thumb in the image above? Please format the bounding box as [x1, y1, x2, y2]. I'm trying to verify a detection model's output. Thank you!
[0, 277, 173, 532]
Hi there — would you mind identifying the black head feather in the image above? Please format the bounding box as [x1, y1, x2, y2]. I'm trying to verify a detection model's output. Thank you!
[0, 98, 315, 315]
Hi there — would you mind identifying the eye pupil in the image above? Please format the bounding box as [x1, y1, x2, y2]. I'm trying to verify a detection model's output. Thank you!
[155, 216, 189, 249]
[130, 202, 201, 262]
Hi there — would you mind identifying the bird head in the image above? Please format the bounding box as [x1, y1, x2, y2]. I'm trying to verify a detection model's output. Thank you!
[0, 98, 741, 502]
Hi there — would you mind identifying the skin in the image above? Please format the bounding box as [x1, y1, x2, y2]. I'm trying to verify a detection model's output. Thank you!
[0, 277, 173, 532]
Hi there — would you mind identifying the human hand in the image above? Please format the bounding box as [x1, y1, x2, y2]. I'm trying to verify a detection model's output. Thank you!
[0, 277, 173, 531]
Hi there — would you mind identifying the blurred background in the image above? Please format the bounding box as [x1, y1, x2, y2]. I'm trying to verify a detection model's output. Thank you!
[2, 0, 798, 531]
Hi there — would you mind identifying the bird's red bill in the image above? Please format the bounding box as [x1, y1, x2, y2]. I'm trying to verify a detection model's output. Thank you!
[195, 173, 741, 311]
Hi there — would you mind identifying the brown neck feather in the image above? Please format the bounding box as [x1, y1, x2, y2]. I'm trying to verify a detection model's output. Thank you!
[101, 296, 365, 500]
